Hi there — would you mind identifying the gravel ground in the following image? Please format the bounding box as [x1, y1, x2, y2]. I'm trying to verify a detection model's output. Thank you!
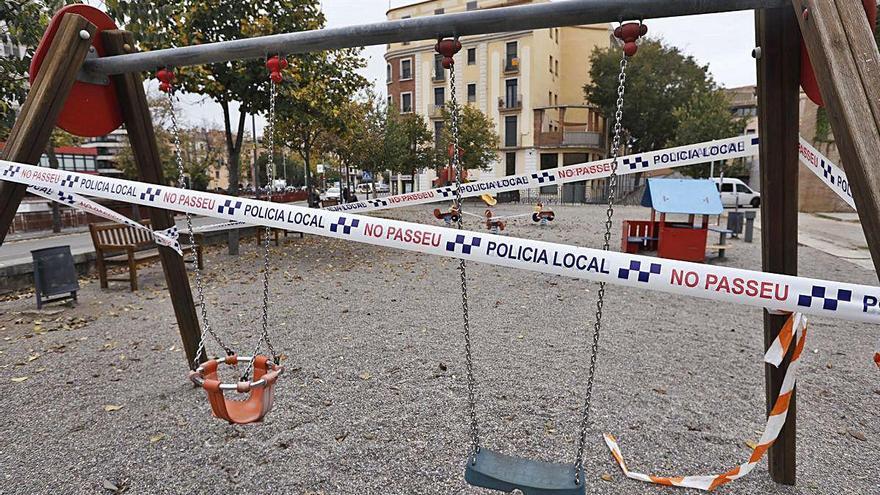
[0, 204, 877, 495]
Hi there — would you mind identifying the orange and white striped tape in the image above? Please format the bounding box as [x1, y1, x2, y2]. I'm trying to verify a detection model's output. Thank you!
[604, 312, 808, 491]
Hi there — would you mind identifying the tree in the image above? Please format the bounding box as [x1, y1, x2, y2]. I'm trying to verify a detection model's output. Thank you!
[116, 122, 217, 192]
[274, 49, 368, 200]
[585, 39, 723, 153]
[107, 0, 327, 251]
[671, 89, 747, 178]
[0, 0, 72, 141]
[383, 107, 433, 181]
[435, 103, 499, 172]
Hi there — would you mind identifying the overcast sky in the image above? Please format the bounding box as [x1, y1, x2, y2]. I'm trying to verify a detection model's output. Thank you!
[165, 1, 759, 134]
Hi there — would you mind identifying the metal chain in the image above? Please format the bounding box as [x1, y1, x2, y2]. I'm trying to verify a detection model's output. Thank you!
[167, 88, 234, 368]
[242, 78, 280, 379]
[449, 57, 480, 459]
[573, 49, 629, 482]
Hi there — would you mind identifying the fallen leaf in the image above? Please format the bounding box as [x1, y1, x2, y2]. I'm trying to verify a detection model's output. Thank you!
[601, 473, 613, 482]
[745, 440, 758, 450]
[149, 433, 166, 443]
[358, 372, 372, 381]
[103, 404, 123, 412]
[847, 429, 867, 442]
[102, 480, 119, 492]
[11, 376, 28, 383]
[27, 354, 39, 362]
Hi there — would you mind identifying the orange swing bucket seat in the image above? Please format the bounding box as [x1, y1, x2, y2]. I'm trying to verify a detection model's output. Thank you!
[189, 355, 283, 424]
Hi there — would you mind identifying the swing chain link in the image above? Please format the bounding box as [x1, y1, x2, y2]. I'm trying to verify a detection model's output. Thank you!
[242, 78, 280, 379]
[166, 88, 234, 368]
[449, 56, 481, 459]
[573, 48, 629, 482]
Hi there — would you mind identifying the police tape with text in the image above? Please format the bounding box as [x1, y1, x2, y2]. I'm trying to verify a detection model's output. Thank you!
[327, 134, 760, 213]
[5, 159, 880, 329]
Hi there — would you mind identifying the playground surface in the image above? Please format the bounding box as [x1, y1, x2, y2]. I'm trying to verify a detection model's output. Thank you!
[0, 204, 877, 494]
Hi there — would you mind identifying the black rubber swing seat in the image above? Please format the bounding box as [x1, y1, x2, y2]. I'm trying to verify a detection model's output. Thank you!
[464, 448, 585, 495]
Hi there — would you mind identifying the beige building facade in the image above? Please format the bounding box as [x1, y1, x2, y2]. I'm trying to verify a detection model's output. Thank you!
[385, 0, 612, 200]
[726, 85, 850, 213]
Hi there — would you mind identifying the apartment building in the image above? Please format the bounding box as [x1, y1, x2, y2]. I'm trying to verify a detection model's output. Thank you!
[385, 0, 612, 201]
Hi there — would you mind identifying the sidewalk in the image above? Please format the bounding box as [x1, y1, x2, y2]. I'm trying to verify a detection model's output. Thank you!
[0, 216, 238, 291]
[754, 211, 874, 271]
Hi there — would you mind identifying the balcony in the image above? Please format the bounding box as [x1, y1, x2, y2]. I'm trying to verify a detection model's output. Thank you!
[534, 105, 606, 149]
[430, 104, 445, 119]
[535, 131, 603, 148]
[498, 94, 523, 112]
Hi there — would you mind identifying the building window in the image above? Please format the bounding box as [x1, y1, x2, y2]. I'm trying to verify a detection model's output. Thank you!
[386, 63, 392, 83]
[467, 83, 477, 104]
[554, 93, 558, 106]
[434, 121, 444, 149]
[387, 95, 392, 107]
[434, 8, 444, 14]
[505, 152, 516, 175]
[400, 58, 412, 80]
[467, 48, 476, 65]
[401, 92, 413, 113]
[466, 1, 478, 11]
[434, 86, 445, 108]
[555, 59, 559, 75]
[434, 54, 445, 81]
[505, 41, 517, 71]
[504, 116, 517, 147]
[548, 91, 553, 106]
[505, 79, 518, 108]
[555, 28, 559, 43]
[549, 55, 553, 73]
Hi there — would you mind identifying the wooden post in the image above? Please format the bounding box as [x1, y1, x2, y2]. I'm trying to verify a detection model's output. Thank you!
[102, 30, 203, 368]
[0, 13, 96, 244]
[794, 0, 880, 276]
[755, 6, 800, 485]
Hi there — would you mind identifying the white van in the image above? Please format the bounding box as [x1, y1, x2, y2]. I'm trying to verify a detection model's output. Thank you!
[712, 178, 761, 208]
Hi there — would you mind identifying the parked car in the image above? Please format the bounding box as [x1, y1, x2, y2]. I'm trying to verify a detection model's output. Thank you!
[322, 187, 341, 200]
[375, 183, 390, 193]
[712, 178, 761, 208]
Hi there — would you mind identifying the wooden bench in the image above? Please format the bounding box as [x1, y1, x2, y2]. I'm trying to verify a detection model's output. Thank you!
[89, 220, 202, 291]
[707, 226, 734, 259]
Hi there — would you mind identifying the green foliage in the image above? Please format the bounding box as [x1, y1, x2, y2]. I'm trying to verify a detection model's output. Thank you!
[814, 106, 833, 143]
[273, 49, 368, 190]
[254, 150, 305, 187]
[672, 89, 747, 178]
[106, 0, 343, 196]
[383, 107, 433, 175]
[435, 103, 499, 172]
[116, 121, 217, 191]
[585, 39, 732, 153]
[324, 93, 385, 176]
[585, 38, 747, 178]
[0, 0, 72, 141]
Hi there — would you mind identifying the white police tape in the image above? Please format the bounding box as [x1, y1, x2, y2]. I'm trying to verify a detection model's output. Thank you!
[328, 135, 760, 213]
[4, 159, 880, 325]
[25, 183, 182, 255]
[191, 220, 247, 233]
[797, 138, 855, 210]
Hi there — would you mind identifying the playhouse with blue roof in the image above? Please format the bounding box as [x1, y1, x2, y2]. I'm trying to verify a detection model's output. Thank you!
[621, 178, 724, 263]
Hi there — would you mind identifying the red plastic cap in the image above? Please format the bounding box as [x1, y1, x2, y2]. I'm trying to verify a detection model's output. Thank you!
[614, 22, 648, 56]
[267, 55, 289, 83]
[435, 39, 462, 68]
